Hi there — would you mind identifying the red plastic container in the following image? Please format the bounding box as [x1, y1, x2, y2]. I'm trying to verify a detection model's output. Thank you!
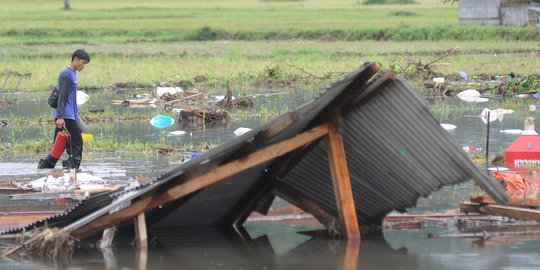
[505, 135, 540, 167]
[51, 131, 68, 159]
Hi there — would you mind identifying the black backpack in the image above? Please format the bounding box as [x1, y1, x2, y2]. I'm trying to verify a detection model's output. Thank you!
[47, 87, 59, 108]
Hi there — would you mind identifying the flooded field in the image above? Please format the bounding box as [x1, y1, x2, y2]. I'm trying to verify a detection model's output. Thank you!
[1, 85, 540, 269]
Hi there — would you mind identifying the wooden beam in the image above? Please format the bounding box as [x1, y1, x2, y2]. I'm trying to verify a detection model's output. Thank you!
[471, 195, 540, 208]
[273, 180, 337, 229]
[480, 205, 540, 222]
[134, 213, 148, 248]
[72, 124, 329, 240]
[327, 122, 360, 239]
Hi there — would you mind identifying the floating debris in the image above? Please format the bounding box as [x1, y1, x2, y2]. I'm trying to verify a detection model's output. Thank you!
[480, 108, 504, 124]
[156, 86, 182, 97]
[440, 123, 456, 130]
[178, 108, 230, 127]
[169, 130, 187, 136]
[234, 127, 252, 136]
[76, 91, 90, 105]
[433, 77, 445, 83]
[456, 89, 480, 102]
[462, 146, 481, 152]
[500, 129, 524, 135]
[150, 114, 174, 129]
[475, 97, 489, 103]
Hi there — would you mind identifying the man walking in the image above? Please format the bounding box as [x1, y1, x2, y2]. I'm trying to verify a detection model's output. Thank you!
[38, 49, 90, 169]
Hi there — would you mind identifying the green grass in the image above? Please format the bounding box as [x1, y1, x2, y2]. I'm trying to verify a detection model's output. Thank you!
[0, 0, 538, 92]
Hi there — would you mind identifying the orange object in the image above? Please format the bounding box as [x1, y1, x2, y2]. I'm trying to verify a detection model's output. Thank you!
[493, 171, 534, 193]
[51, 131, 68, 159]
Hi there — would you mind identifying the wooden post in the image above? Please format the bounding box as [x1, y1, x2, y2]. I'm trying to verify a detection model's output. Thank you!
[327, 122, 360, 239]
[134, 213, 148, 248]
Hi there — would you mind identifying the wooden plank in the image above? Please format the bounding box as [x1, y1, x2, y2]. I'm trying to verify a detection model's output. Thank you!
[471, 195, 540, 208]
[72, 124, 329, 240]
[480, 205, 540, 222]
[273, 180, 337, 229]
[460, 201, 482, 214]
[327, 122, 360, 239]
[134, 213, 148, 248]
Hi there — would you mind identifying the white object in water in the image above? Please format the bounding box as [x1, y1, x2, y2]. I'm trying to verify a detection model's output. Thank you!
[480, 108, 504, 124]
[156, 87, 183, 97]
[530, 105, 537, 111]
[211, 95, 236, 101]
[457, 89, 481, 102]
[433, 77, 445, 83]
[500, 129, 524, 134]
[169, 130, 187, 136]
[487, 167, 509, 171]
[76, 91, 90, 105]
[234, 127, 252, 136]
[440, 123, 457, 130]
[475, 97, 489, 103]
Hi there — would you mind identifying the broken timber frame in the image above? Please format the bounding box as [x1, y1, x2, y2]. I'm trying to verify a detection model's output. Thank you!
[71, 121, 361, 240]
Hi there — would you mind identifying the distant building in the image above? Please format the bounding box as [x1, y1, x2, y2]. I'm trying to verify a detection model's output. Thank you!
[459, 0, 540, 26]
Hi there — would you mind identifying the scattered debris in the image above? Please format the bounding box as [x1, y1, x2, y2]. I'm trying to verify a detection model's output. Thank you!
[178, 108, 230, 127]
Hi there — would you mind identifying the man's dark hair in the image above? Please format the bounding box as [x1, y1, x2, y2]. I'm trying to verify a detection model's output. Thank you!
[72, 49, 90, 63]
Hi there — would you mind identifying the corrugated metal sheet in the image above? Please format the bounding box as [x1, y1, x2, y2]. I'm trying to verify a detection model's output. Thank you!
[154, 162, 272, 228]
[459, 0, 501, 25]
[281, 77, 507, 225]
[459, 0, 530, 25]
[1, 190, 115, 235]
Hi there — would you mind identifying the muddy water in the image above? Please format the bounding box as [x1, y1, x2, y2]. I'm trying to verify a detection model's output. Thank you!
[1, 89, 540, 269]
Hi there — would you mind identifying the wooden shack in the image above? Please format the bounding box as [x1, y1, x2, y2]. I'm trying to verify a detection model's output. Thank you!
[459, 0, 530, 26]
[530, 0, 540, 26]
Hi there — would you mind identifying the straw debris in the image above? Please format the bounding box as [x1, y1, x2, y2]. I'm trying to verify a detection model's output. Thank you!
[5, 227, 76, 262]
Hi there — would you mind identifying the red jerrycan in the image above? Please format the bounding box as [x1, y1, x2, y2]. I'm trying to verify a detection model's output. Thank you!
[50, 129, 69, 159]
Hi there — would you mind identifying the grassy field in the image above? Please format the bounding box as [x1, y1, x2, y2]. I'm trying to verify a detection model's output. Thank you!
[0, 0, 539, 91]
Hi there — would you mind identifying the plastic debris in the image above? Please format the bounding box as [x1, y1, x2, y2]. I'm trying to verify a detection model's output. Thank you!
[457, 89, 480, 102]
[432, 77, 445, 83]
[81, 133, 93, 143]
[487, 167, 509, 171]
[76, 91, 90, 105]
[169, 130, 186, 136]
[234, 127, 252, 136]
[156, 87, 182, 97]
[28, 173, 105, 192]
[457, 71, 468, 80]
[530, 105, 537, 111]
[475, 97, 489, 103]
[150, 115, 174, 129]
[462, 146, 481, 152]
[440, 123, 457, 130]
[534, 93, 540, 100]
[480, 108, 504, 124]
[500, 129, 524, 135]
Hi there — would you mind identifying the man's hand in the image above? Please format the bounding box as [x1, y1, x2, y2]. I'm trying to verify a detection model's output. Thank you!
[56, 118, 65, 129]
